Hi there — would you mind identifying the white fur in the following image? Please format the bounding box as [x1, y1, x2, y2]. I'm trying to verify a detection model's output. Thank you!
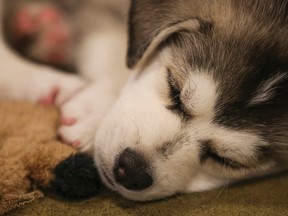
[182, 71, 218, 117]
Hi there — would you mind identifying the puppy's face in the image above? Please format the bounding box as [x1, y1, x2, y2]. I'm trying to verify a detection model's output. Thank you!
[94, 0, 288, 201]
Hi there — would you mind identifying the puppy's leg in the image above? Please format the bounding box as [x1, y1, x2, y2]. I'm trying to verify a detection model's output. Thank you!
[58, 80, 117, 152]
[58, 31, 130, 152]
[0, 40, 86, 105]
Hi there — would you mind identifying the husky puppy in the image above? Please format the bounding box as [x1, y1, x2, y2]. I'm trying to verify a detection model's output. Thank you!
[92, 0, 288, 201]
[3, 0, 288, 201]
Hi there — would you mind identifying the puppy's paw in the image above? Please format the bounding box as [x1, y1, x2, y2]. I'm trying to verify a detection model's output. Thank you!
[11, 3, 73, 66]
[59, 85, 99, 122]
[27, 70, 87, 106]
[59, 117, 98, 153]
[58, 84, 116, 152]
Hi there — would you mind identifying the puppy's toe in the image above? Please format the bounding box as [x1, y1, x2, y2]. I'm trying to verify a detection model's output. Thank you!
[58, 119, 98, 153]
[60, 85, 103, 122]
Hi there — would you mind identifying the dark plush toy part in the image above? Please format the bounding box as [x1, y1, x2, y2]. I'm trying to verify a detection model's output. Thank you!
[51, 153, 102, 199]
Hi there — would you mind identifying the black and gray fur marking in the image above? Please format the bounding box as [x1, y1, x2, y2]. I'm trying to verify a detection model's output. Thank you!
[200, 140, 249, 170]
[128, 0, 288, 168]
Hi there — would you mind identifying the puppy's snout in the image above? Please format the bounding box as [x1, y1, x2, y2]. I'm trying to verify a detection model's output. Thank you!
[114, 148, 153, 191]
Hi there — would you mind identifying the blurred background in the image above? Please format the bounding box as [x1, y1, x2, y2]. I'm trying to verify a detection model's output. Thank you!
[2, 0, 128, 72]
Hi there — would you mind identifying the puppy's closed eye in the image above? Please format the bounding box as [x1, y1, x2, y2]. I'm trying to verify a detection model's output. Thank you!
[200, 140, 249, 170]
[166, 69, 191, 119]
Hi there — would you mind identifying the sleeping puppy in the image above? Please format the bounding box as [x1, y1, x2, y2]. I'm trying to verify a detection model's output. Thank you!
[0, 1, 86, 105]
[2, 0, 288, 202]
[92, 0, 288, 201]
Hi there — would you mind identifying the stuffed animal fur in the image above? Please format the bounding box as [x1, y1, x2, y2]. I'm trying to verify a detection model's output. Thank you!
[0, 102, 101, 215]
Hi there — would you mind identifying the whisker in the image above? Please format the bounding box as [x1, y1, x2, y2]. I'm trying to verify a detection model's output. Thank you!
[127, 116, 141, 145]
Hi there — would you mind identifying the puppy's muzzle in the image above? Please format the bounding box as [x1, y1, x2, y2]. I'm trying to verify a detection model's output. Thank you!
[113, 148, 153, 191]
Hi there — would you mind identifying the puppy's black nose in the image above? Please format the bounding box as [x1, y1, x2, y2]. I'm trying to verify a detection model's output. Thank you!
[114, 148, 153, 191]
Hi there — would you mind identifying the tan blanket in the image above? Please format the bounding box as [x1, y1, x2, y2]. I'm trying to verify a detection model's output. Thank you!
[0, 102, 76, 215]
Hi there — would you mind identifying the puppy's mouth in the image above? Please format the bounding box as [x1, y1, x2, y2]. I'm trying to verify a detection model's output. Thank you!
[98, 158, 116, 190]
[101, 168, 115, 188]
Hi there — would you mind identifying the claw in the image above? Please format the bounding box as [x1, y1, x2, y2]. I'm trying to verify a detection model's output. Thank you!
[60, 117, 77, 126]
[38, 86, 59, 105]
[72, 140, 81, 148]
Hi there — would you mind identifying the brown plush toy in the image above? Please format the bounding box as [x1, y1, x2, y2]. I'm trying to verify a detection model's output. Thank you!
[0, 102, 102, 215]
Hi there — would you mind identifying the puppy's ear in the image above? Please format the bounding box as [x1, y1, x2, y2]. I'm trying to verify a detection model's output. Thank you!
[127, 0, 211, 69]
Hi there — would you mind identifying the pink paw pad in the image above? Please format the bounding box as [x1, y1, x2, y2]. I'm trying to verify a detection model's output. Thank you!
[14, 5, 62, 36]
[37, 7, 61, 25]
[14, 8, 35, 36]
[13, 5, 72, 65]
